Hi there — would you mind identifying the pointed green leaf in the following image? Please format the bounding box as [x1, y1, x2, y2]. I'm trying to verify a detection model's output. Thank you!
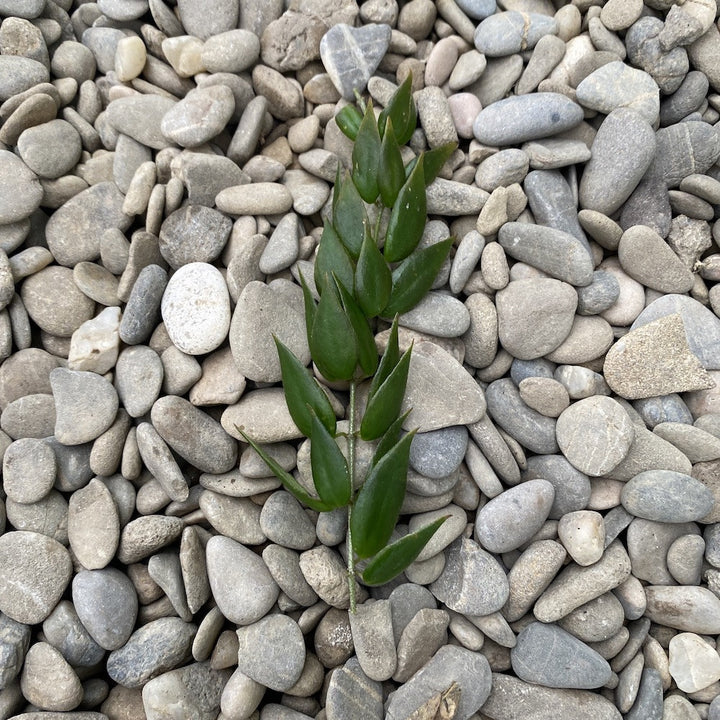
[382, 238, 453, 317]
[310, 410, 351, 508]
[378, 118, 405, 208]
[274, 337, 336, 437]
[352, 101, 381, 204]
[314, 219, 355, 296]
[371, 409, 411, 468]
[360, 343, 411, 440]
[350, 429, 415, 559]
[355, 225, 392, 318]
[311, 278, 358, 382]
[332, 171, 366, 260]
[298, 270, 316, 342]
[368, 314, 400, 398]
[335, 278, 378, 378]
[335, 104, 363, 141]
[378, 73, 417, 146]
[384, 155, 426, 263]
[405, 143, 458, 186]
[361, 516, 448, 586]
[237, 428, 333, 512]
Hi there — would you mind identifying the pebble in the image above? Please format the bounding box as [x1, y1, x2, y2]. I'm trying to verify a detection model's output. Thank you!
[512, 622, 612, 689]
[348, 599, 396, 681]
[115, 345, 163, 418]
[325, 656, 383, 720]
[17, 119, 82, 180]
[118, 264, 168, 345]
[259, 491, 316, 551]
[398, 291, 470, 338]
[161, 85, 235, 147]
[2, 437, 55, 504]
[668, 632, 720, 693]
[654, 421, 720, 462]
[159, 204, 231, 269]
[604, 314, 714, 399]
[557, 509, 605, 566]
[106, 616, 197, 689]
[216, 182, 294, 215]
[657, 121, 720, 188]
[20, 641, 83, 712]
[474, 11, 557, 57]
[473, 92, 584, 146]
[626, 17, 688, 94]
[0, 531, 72, 625]
[409, 426, 468, 479]
[42, 600, 104, 668]
[72, 568, 138, 651]
[476, 149, 529, 192]
[117, 515, 184, 564]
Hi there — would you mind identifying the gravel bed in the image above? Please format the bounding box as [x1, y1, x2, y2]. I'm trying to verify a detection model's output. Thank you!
[2, 0, 720, 719]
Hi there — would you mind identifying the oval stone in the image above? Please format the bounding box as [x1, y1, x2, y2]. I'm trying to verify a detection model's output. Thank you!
[621, 470, 715, 523]
[645, 586, 720, 634]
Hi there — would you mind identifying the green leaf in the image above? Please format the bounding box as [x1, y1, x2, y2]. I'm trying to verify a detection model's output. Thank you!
[335, 104, 363, 141]
[314, 219, 355, 296]
[355, 225, 392, 318]
[378, 118, 405, 208]
[371, 409, 411, 468]
[310, 410, 351, 508]
[352, 101, 381, 204]
[274, 337, 336, 437]
[298, 270, 316, 342]
[310, 277, 358, 382]
[361, 516, 448, 586]
[335, 278, 378, 378]
[382, 238, 453, 317]
[350, 429, 416, 559]
[384, 155, 426, 263]
[405, 143, 458, 186]
[333, 171, 366, 260]
[378, 73, 417, 146]
[368, 314, 400, 398]
[237, 428, 333, 512]
[360, 343, 412, 441]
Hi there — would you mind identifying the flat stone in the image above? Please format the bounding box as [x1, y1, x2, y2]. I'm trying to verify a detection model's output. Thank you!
[474, 11, 557, 57]
[657, 121, 720, 188]
[473, 93, 583, 146]
[0, 531, 72, 625]
[216, 182, 294, 215]
[106, 617, 196, 689]
[117, 515, 184, 564]
[17, 119, 82, 180]
[475, 149, 529, 192]
[236, 614, 305, 691]
[115, 345, 163, 418]
[430, 537, 509, 615]
[159, 205, 231, 269]
[522, 454, 591, 518]
[401, 341, 486, 432]
[20, 641, 83, 712]
[259, 490, 316, 550]
[645, 586, 720, 634]
[496, 278, 578, 360]
[222, 387, 305, 443]
[621, 470, 714, 523]
[118, 264, 168, 346]
[325, 656, 383, 720]
[105, 94, 177, 150]
[176, 0, 239, 39]
[654, 421, 720, 462]
[300, 545, 359, 610]
[579, 108, 656, 216]
[409, 426, 468, 479]
[627, 518, 698, 585]
[42, 600, 104, 668]
[161, 85, 235, 147]
[556, 396, 635, 476]
[72, 568, 138, 651]
[50, 368, 118, 446]
[181, 152, 249, 206]
[161, 262, 231, 355]
[523, 138, 592, 170]
[511, 622, 612, 689]
[261, 544, 317, 607]
[604, 314, 714, 399]
[0, 610, 30, 689]
[0, 55, 48, 101]
[320, 23, 392, 100]
[397, 291, 471, 338]
[475, 479, 555, 553]
[206, 535, 279, 625]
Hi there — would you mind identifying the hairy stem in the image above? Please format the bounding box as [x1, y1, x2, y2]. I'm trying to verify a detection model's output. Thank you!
[347, 380, 357, 614]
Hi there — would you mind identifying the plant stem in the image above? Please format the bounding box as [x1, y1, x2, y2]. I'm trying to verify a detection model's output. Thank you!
[347, 380, 357, 614]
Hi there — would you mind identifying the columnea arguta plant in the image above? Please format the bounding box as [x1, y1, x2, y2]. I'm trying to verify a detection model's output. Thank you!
[239, 76, 457, 612]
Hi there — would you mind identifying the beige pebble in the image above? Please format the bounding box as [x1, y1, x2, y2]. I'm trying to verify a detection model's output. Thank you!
[558, 510, 606, 566]
[115, 36, 146, 82]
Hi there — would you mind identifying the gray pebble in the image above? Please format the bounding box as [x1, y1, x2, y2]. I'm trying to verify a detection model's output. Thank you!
[105, 94, 177, 150]
[262, 544, 318, 607]
[259, 490, 318, 550]
[409, 426, 468, 479]
[667, 533, 705, 585]
[660, 70, 710, 126]
[325, 656, 383, 720]
[397, 291, 470, 338]
[119, 264, 168, 346]
[475, 149, 529, 192]
[117, 515, 184, 564]
[42, 600, 104, 667]
[0, 610, 30, 689]
[577, 270, 620, 315]
[2, 437, 55, 504]
[16, 119, 81, 180]
[148, 552, 192, 621]
[161, 85, 235, 147]
[522, 137, 592, 170]
[0, 55, 49, 101]
[511, 621, 612, 689]
[474, 11, 557, 57]
[426, 178, 489, 215]
[114, 345, 163, 419]
[159, 205, 231, 269]
[259, 213, 300, 274]
[415, 85, 458, 148]
[177, 0, 239, 39]
[20, 640, 83, 712]
[619, 160, 672, 239]
[106, 617, 196, 689]
[516, 34, 568, 95]
[473, 92, 583, 146]
[522, 454, 591, 519]
[349, 599, 396, 681]
[136, 421, 189, 503]
[199, 490, 264, 545]
[625, 668, 663, 720]
[657, 121, 720, 188]
[0, 150, 43, 225]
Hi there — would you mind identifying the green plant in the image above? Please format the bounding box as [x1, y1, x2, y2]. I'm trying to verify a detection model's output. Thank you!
[239, 76, 457, 612]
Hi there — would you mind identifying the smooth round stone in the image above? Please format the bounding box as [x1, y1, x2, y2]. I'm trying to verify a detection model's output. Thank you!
[576, 270, 620, 316]
[67, 478, 120, 570]
[475, 479, 555, 553]
[557, 510, 605, 566]
[16, 119, 82, 181]
[151, 395, 238, 474]
[558, 592, 626, 643]
[523, 454, 591, 519]
[499, 222, 593, 287]
[511, 622, 612, 689]
[222, 387, 304, 443]
[106, 617, 197, 689]
[72, 568, 138, 650]
[0, 150, 43, 224]
[556, 396, 635, 476]
[50, 368, 118, 446]
[475, 149, 529, 192]
[42, 600, 105, 668]
[486, 378, 558, 453]
[161, 262, 230, 355]
[176, 0, 239, 39]
[20, 641, 83, 712]
[105, 94, 177, 150]
[4, 489, 67, 545]
[657, 121, 720, 188]
[115, 345, 163, 418]
[236, 614, 305, 692]
[206, 535, 279, 625]
[553, 365, 607, 400]
[660, 71, 710, 126]
[667, 533, 705, 585]
[645, 586, 720, 634]
[283, 168, 331, 215]
[518, 376, 570, 418]
[117, 515, 184, 564]
[579, 108, 657, 216]
[409, 426, 468, 479]
[496, 278, 578, 360]
[397, 291, 470, 338]
[473, 93, 584, 146]
[456, 0, 496, 19]
[1, 393, 55, 440]
[654, 421, 720, 463]
[161, 85, 235, 147]
[0, 55, 48, 101]
[668, 632, 720, 693]
[0, 531, 72, 625]
[115, 35, 146, 81]
[44, 181, 132, 266]
[474, 11, 557, 57]
[159, 205, 232, 269]
[621, 470, 714, 523]
[201, 28, 259, 73]
[627, 518, 698, 585]
[259, 213, 301, 274]
[2, 437, 55, 504]
[216, 182, 293, 215]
